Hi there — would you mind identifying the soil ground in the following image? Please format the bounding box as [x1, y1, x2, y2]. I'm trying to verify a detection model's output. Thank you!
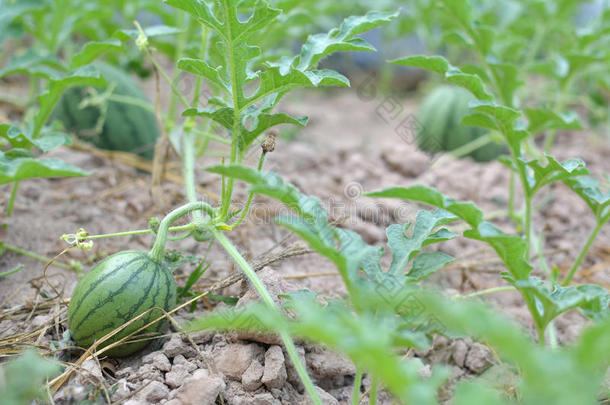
[1, 79, 609, 404]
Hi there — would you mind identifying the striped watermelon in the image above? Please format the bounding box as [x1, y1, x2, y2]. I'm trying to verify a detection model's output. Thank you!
[417, 85, 505, 162]
[51, 62, 160, 159]
[68, 251, 176, 357]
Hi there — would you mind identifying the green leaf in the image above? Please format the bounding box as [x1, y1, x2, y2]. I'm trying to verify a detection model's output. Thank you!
[177, 58, 229, 91]
[293, 10, 400, 71]
[461, 112, 499, 131]
[0, 152, 90, 184]
[1, 125, 71, 152]
[562, 176, 610, 220]
[208, 165, 457, 291]
[386, 209, 458, 277]
[446, 68, 493, 101]
[0, 0, 47, 51]
[407, 252, 454, 282]
[0, 350, 62, 404]
[168, 1, 397, 150]
[241, 112, 308, 148]
[164, 0, 223, 33]
[523, 155, 589, 194]
[391, 55, 450, 74]
[35, 66, 106, 137]
[469, 100, 521, 129]
[0, 49, 62, 80]
[367, 185, 533, 281]
[525, 108, 583, 134]
[513, 278, 609, 327]
[488, 61, 522, 106]
[367, 186, 484, 227]
[70, 39, 124, 69]
[183, 106, 234, 130]
[391, 54, 493, 101]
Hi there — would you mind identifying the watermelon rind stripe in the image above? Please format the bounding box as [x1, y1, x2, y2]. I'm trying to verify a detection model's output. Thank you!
[76, 261, 164, 343]
[70, 252, 143, 314]
[72, 258, 149, 335]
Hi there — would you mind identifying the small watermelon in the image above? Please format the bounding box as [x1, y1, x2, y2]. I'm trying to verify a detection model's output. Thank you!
[52, 62, 159, 159]
[417, 85, 505, 162]
[68, 251, 176, 357]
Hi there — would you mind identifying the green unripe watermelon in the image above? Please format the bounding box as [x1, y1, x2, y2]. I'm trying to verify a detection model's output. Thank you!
[68, 251, 176, 357]
[417, 85, 505, 162]
[52, 62, 159, 159]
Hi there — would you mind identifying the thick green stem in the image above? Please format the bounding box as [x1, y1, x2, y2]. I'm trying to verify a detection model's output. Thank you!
[544, 77, 573, 153]
[352, 368, 363, 405]
[548, 321, 558, 349]
[449, 132, 494, 160]
[7, 181, 19, 218]
[169, 10, 189, 120]
[183, 129, 204, 224]
[536, 323, 546, 346]
[562, 220, 605, 286]
[107, 94, 154, 112]
[149, 202, 214, 262]
[455, 286, 516, 300]
[524, 196, 532, 257]
[211, 228, 321, 405]
[2, 243, 72, 270]
[508, 171, 518, 224]
[220, 0, 242, 220]
[192, 26, 210, 107]
[68, 224, 195, 242]
[0, 265, 24, 278]
[369, 374, 379, 405]
[192, 128, 230, 145]
[139, 40, 190, 108]
[229, 153, 265, 229]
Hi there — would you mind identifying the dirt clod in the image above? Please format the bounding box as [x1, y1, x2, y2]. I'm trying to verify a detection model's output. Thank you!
[242, 358, 264, 391]
[216, 343, 264, 380]
[172, 368, 225, 405]
[307, 348, 356, 379]
[138, 380, 170, 402]
[262, 345, 288, 389]
[142, 351, 171, 372]
[299, 386, 339, 405]
[464, 343, 494, 374]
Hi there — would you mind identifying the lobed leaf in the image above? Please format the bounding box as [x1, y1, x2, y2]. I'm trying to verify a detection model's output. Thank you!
[525, 108, 583, 134]
[0, 152, 90, 184]
[168, 1, 397, 150]
[0, 49, 62, 80]
[35, 66, 106, 137]
[367, 185, 532, 281]
[70, 39, 124, 69]
[392, 55, 493, 100]
[523, 155, 589, 195]
[562, 176, 610, 220]
[0, 124, 71, 153]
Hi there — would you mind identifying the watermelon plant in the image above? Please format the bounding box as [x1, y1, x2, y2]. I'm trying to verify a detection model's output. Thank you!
[388, 0, 610, 154]
[54, 1, 399, 403]
[2, 0, 608, 404]
[189, 165, 610, 404]
[0, 0, 169, 261]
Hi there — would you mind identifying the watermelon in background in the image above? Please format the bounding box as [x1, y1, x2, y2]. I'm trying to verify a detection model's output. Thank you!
[52, 62, 160, 160]
[417, 85, 506, 162]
